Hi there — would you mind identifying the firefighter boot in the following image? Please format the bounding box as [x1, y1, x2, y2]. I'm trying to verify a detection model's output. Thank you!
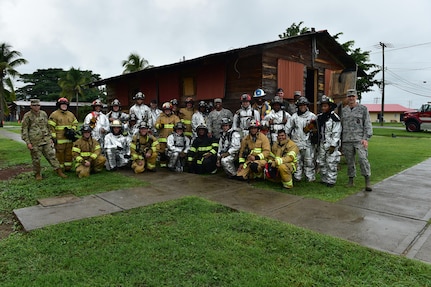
[365, 176, 372, 192]
[56, 168, 68, 179]
[346, 177, 354, 187]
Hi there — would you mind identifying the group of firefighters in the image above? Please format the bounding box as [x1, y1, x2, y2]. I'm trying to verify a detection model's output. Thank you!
[21, 87, 373, 191]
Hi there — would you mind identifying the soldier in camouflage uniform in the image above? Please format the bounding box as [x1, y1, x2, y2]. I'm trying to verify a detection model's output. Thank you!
[341, 89, 373, 191]
[21, 99, 67, 180]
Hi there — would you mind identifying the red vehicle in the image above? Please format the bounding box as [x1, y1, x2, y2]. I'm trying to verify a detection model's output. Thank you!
[403, 103, 431, 132]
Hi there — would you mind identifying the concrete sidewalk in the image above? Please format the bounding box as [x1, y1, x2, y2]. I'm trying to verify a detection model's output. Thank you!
[3, 127, 430, 264]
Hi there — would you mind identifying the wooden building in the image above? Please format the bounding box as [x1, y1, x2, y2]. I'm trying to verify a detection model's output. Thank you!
[90, 29, 363, 113]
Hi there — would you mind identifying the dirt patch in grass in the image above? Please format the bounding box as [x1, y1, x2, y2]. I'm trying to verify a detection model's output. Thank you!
[0, 165, 31, 240]
[0, 164, 32, 180]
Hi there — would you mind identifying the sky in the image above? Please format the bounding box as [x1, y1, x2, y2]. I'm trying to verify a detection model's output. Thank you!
[1, 0, 431, 109]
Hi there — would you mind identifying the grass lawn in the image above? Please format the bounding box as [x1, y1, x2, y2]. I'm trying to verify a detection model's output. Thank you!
[1, 126, 431, 286]
[1, 197, 430, 286]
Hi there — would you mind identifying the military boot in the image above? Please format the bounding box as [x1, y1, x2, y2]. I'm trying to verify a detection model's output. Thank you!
[35, 164, 42, 180]
[346, 177, 354, 187]
[56, 168, 68, 179]
[35, 172, 42, 181]
[365, 176, 372, 192]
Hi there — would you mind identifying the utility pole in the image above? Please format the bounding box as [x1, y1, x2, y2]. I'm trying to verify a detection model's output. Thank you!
[379, 42, 386, 126]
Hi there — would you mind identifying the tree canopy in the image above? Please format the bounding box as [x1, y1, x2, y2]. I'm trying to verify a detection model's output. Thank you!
[279, 22, 379, 98]
[0, 42, 28, 126]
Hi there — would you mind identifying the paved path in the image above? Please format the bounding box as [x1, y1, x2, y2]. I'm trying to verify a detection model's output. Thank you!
[2, 127, 430, 264]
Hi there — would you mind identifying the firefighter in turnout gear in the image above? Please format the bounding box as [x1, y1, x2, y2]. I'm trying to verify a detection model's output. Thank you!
[191, 100, 208, 140]
[179, 97, 195, 138]
[285, 96, 317, 182]
[252, 88, 271, 120]
[107, 99, 129, 125]
[155, 102, 181, 167]
[21, 99, 67, 180]
[129, 92, 150, 126]
[233, 93, 260, 139]
[267, 130, 299, 189]
[217, 117, 241, 178]
[167, 122, 190, 172]
[316, 95, 342, 187]
[72, 125, 106, 178]
[236, 120, 270, 180]
[263, 95, 290, 143]
[48, 97, 78, 172]
[104, 120, 130, 171]
[187, 124, 218, 174]
[84, 99, 110, 148]
[130, 122, 159, 173]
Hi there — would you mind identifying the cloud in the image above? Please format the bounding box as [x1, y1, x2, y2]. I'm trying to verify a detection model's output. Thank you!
[1, 0, 431, 108]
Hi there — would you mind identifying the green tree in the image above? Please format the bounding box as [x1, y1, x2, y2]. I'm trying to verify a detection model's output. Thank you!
[0, 43, 27, 126]
[279, 23, 379, 99]
[278, 21, 310, 38]
[122, 52, 153, 74]
[17, 68, 67, 101]
[58, 68, 102, 119]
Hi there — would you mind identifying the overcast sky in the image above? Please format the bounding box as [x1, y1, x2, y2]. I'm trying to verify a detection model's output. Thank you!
[1, 0, 431, 108]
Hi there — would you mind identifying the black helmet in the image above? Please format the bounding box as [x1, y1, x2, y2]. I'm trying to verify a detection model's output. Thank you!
[80, 125, 92, 133]
[174, 122, 186, 130]
[296, 96, 310, 106]
[319, 95, 337, 110]
[220, 117, 233, 127]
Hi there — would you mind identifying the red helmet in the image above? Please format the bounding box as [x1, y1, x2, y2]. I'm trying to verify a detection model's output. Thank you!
[57, 97, 69, 108]
[240, 93, 251, 102]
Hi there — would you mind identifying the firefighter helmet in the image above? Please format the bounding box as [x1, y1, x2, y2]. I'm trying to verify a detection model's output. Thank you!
[248, 119, 260, 129]
[195, 123, 208, 132]
[271, 96, 283, 106]
[296, 96, 310, 106]
[134, 92, 145, 100]
[319, 95, 337, 110]
[80, 125, 92, 133]
[57, 97, 69, 108]
[111, 99, 121, 106]
[110, 119, 122, 128]
[92, 99, 103, 106]
[174, 122, 186, 130]
[162, 102, 172, 110]
[138, 122, 149, 129]
[220, 117, 233, 127]
[240, 93, 252, 102]
[129, 113, 137, 122]
[170, 99, 179, 106]
[185, 97, 194, 105]
[253, 88, 266, 98]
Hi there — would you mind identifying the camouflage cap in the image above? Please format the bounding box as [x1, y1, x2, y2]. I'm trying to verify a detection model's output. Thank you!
[30, 99, 40, 106]
[346, 89, 357, 97]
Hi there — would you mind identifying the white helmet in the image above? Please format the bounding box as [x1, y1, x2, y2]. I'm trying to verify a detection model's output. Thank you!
[253, 88, 266, 98]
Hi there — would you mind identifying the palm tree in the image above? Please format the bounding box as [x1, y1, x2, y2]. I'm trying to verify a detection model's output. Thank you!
[58, 67, 92, 117]
[122, 53, 153, 74]
[0, 43, 28, 127]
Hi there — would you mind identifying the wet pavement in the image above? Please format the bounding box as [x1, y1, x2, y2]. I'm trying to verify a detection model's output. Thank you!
[2, 127, 430, 264]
